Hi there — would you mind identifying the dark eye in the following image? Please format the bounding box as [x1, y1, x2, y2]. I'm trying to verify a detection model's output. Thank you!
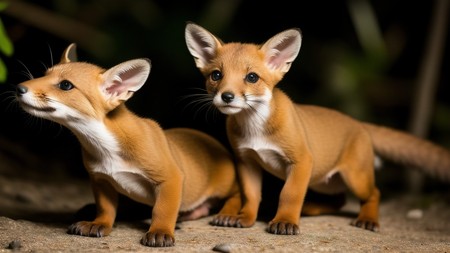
[210, 70, 223, 81]
[245, 72, 259, 83]
[58, 80, 74, 91]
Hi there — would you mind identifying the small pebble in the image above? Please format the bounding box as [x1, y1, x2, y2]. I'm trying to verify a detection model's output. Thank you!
[406, 209, 423, 219]
[212, 243, 232, 253]
[6, 240, 22, 250]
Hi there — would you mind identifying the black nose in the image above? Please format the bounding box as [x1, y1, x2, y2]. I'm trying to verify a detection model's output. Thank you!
[16, 85, 28, 95]
[221, 92, 234, 103]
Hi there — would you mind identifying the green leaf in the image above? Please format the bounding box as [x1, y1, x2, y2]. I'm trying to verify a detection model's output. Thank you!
[0, 58, 7, 83]
[0, 2, 8, 11]
[0, 18, 13, 56]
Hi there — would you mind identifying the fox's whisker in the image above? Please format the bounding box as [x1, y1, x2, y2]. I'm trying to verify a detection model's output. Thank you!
[2, 90, 20, 112]
[178, 93, 212, 103]
[16, 60, 34, 80]
[246, 103, 268, 123]
[179, 93, 217, 121]
[47, 43, 54, 67]
[176, 91, 211, 104]
[186, 87, 209, 93]
[244, 94, 270, 122]
[180, 96, 211, 110]
[176, 89, 223, 123]
[206, 104, 222, 123]
[39, 61, 49, 72]
[198, 100, 218, 121]
[178, 92, 213, 108]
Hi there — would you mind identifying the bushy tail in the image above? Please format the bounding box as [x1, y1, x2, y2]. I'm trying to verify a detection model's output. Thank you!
[363, 122, 450, 182]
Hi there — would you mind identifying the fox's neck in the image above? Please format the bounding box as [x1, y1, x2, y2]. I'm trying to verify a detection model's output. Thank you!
[232, 105, 271, 137]
[230, 88, 287, 137]
[66, 105, 132, 159]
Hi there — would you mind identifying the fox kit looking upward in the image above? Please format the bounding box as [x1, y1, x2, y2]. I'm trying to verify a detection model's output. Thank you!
[15, 43, 242, 247]
[185, 22, 450, 235]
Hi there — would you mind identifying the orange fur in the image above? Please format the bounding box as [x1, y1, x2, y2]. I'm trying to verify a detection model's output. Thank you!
[185, 22, 450, 234]
[16, 44, 241, 247]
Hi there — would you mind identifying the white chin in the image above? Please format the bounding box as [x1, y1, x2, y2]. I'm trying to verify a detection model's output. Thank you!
[218, 106, 242, 115]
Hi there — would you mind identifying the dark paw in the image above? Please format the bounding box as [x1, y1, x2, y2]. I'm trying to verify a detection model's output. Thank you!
[67, 221, 112, 237]
[267, 221, 300, 235]
[210, 215, 242, 227]
[140, 231, 175, 247]
[351, 219, 379, 232]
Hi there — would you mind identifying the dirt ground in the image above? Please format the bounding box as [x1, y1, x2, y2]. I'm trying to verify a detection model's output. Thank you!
[1, 142, 450, 253]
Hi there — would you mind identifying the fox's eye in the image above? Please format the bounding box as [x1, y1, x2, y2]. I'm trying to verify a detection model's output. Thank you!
[210, 70, 222, 81]
[58, 80, 74, 91]
[245, 72, 259, 83]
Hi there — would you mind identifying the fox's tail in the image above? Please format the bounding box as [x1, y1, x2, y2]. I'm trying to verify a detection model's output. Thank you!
[363, 122, 450, 181]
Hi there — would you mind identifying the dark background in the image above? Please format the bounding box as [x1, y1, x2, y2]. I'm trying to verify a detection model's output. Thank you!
[0, 0, 449, 199]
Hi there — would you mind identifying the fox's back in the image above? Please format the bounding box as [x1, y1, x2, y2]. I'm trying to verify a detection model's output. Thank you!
[293, 103, 373, 179]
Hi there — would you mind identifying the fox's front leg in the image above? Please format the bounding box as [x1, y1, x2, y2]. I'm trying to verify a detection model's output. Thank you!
[140, 173, 183, 247]
[224, 160, 262, 228]
[67, 177, 118, 237]
[210, 187, 242, 227]
[268, 157, 313, 235]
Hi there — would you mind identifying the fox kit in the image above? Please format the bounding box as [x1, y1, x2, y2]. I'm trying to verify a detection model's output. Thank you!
[185, 22, 450, 235]
[16, 43, 242, 247]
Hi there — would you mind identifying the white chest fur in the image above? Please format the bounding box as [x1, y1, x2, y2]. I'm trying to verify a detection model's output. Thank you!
[239, 135, 288, 178]
[69, 118, 155, 205]
[235, 106, 289, 179]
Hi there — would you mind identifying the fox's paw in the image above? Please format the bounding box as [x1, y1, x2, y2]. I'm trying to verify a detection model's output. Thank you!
[350, 218, 379, 232]
[67, 221, 112, 237]
[210, 214, 240, 227]
[267, 221, 300, 235]
[140, 231, 175, 247]
[210, 214, 255, 228]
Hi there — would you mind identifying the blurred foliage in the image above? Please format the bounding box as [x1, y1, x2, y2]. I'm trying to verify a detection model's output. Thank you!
[0, 2, 14, 83]
[324, 0, 390, 119]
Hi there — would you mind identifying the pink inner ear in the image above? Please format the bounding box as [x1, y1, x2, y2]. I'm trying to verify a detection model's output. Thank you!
[105, 80, 126, 95]
[267, 51, 287, 69]
[265, 34, 300, 70]
[104, 66, 146, 96]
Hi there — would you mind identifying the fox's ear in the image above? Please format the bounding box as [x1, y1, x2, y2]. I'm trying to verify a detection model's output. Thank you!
[261, 29, 302, 73]
[60, 43, 78, 63]
[100, 58, 151, 104]
[185, 22, 222, 69]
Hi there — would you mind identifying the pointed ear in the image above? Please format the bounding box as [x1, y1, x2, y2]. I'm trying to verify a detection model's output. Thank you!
[185, 22, 222, 69]
[60, 43, 78, 63]
[260, 29, 302, 73]
[100, 58, 151, 104]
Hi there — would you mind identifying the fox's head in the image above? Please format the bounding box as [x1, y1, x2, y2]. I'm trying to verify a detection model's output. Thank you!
[16, 43, 151, 126]
[185, 22, 301, 115]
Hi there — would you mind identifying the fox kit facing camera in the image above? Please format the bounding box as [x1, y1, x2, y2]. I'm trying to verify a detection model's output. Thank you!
[16, 43, 242, 247]
[185, 22, 450, 235]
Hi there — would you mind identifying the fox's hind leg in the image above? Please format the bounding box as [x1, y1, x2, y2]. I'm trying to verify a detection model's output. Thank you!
[350, 186, 380, 232]
[339, 137, 380, 232]
[301, 191, 346, 216]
